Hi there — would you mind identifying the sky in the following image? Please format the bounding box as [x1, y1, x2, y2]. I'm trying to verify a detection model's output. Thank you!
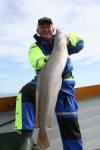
[0, 0, 100, 95]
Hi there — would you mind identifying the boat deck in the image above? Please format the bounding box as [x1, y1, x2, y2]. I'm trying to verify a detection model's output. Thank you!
[0, 96, 100, 150]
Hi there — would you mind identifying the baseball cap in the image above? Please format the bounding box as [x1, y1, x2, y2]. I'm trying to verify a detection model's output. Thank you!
[38, 17, 53, 25]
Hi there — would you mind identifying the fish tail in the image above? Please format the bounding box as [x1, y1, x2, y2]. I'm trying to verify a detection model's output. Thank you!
[37, 129, 50, 149]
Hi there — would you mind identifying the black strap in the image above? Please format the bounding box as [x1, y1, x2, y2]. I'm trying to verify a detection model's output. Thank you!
[62, 71, 72, 79]
[36, 71, 72, 78]
[0, 119, 15, 127]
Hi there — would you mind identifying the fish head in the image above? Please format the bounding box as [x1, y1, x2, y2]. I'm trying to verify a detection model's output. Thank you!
[54, 29, 67, 47]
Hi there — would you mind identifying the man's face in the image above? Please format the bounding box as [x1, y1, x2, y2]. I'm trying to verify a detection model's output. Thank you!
[37, 24, 54, 40]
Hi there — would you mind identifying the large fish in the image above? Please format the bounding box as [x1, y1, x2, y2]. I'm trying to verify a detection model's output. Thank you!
[35, 29, 68, 149]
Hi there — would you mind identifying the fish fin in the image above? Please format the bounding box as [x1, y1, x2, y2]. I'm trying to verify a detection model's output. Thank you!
[35, 88, 39, 128]
[47, 115, 53, 128]
[47, 79, 62, 128]
[37, 130, 50, 149]
[35, 74, 41, 128]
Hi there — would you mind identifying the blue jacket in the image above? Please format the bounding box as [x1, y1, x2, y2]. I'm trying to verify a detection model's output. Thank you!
[29, 33, 84, 95]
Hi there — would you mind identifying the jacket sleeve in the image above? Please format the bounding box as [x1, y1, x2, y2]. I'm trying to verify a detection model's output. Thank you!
[28, 43, 48, 73]
[67, 33, 84, 55]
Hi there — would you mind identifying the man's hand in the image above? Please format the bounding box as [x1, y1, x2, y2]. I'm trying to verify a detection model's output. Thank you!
[67, 37, 70, 46]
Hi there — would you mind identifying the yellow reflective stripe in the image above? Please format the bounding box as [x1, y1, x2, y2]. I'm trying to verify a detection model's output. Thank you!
[64, 77, 75, 81]
[28, 43, 46, 71]
[15, 93, 22, 130]
[68, 33, 83, 47]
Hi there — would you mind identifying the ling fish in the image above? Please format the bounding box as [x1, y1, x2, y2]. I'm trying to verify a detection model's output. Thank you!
[35, 29, 68, 149]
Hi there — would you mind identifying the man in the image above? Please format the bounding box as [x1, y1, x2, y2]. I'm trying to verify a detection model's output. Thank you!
[15, 17, 84, 150]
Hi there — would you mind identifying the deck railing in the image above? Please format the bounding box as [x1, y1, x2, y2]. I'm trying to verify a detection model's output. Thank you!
[0, 84, 100, 112]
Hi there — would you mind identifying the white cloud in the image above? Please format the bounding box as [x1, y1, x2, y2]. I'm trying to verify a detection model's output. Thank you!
[0, 43, 27, 58]
[0, 0, 100, 93]
[0, 0, 100, 65]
